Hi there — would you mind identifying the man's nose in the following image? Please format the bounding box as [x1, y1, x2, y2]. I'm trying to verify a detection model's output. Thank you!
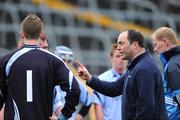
[117, 45, 121, 50]
[154, 47, 158, 53]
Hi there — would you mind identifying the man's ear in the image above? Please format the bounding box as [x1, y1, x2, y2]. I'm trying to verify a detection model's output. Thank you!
[40, 32, 45, 39]
[131, 41, 138, 48]
[17, 39, 23, 49]
[20, 32, 25, 39]
[162, 38, 169, 47]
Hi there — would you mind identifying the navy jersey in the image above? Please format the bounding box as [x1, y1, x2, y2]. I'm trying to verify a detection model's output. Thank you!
[0, 45, 80, 120]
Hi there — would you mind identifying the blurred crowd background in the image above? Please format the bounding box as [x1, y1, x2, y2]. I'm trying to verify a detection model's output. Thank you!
[0, 0, 180, 75]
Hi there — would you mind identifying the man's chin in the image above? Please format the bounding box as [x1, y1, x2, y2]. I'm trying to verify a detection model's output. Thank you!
[121, 55, 125, 59]
[122, 56, 129, 60]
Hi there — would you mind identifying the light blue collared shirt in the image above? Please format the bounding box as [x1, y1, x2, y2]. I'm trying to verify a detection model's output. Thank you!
[93, 69, 122, 120]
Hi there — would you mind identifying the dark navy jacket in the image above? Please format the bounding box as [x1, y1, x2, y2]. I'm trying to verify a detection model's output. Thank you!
[88, 52, 168, 120]
[160, 46, 180, 120]
[0, 45, 80, 119]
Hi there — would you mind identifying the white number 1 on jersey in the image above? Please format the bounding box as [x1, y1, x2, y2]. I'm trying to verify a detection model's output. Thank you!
[26, 70, 33, 102]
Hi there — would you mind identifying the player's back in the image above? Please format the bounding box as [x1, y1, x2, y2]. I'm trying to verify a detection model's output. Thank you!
[2, 46, 73, 119]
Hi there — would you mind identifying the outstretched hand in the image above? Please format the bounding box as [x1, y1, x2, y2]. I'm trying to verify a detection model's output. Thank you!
[49, 113, 58, 120]
[73, 61, 92, 82]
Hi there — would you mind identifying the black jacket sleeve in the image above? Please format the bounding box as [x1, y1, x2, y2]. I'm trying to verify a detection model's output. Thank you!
[78, 104, 91, 117]
[166, 60, 180, 90]
[87, 73, 126, 97]
[61, 77, 80, 118]
[0, 57, 8, 109]
[55, 60, 80, 118]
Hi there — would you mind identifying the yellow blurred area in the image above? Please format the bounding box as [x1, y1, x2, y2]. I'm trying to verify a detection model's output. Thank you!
[31, 0, 153, 37]
[177, 40, 180, 45]
[32, 0, 76, 11]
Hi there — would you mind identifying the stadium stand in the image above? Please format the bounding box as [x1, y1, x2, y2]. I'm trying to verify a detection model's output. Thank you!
[0, 0, 180, 75]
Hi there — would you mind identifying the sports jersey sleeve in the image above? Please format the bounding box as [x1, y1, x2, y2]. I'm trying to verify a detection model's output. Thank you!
[167, 61, 180, 90]
[0, 56, 8, 109]
[167, 60, 180, 106]
[0, 96, 4, 110]
[78, 104, 91, 117]
[54, 59, 80, 118]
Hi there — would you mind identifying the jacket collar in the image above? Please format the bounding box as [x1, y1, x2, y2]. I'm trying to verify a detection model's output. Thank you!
[160, 46, 180, 66]
[127, 52, 148, 70]
[22, 44, 39, 48]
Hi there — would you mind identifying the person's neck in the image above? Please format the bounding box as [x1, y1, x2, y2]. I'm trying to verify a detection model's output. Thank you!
[113, 67, 125, 74]
[160, 44, 176, 54]
[23, 39, 39, 46]
[166, 44, 177, 51]
[132, 48, 146, 61]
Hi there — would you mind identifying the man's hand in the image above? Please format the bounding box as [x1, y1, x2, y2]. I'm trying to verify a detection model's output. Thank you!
[74, 114, 83, 120]
[54, 106, 62, 116]
[74, 61, 92, 82]
[57, 114, 67, 120]
[49, 113, 58, 120]
[50, 113, 67, 120]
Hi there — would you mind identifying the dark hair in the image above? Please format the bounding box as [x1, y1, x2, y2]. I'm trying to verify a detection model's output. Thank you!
[21, 14, 43, 39]
[144, 39, 154, 53]
[110, 43, 118, 57]
[127, 29, 144, 48]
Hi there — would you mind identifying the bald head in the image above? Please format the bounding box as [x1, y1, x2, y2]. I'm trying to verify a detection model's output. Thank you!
[117, 30, 144, 47]
[118, 31, 128, 44]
